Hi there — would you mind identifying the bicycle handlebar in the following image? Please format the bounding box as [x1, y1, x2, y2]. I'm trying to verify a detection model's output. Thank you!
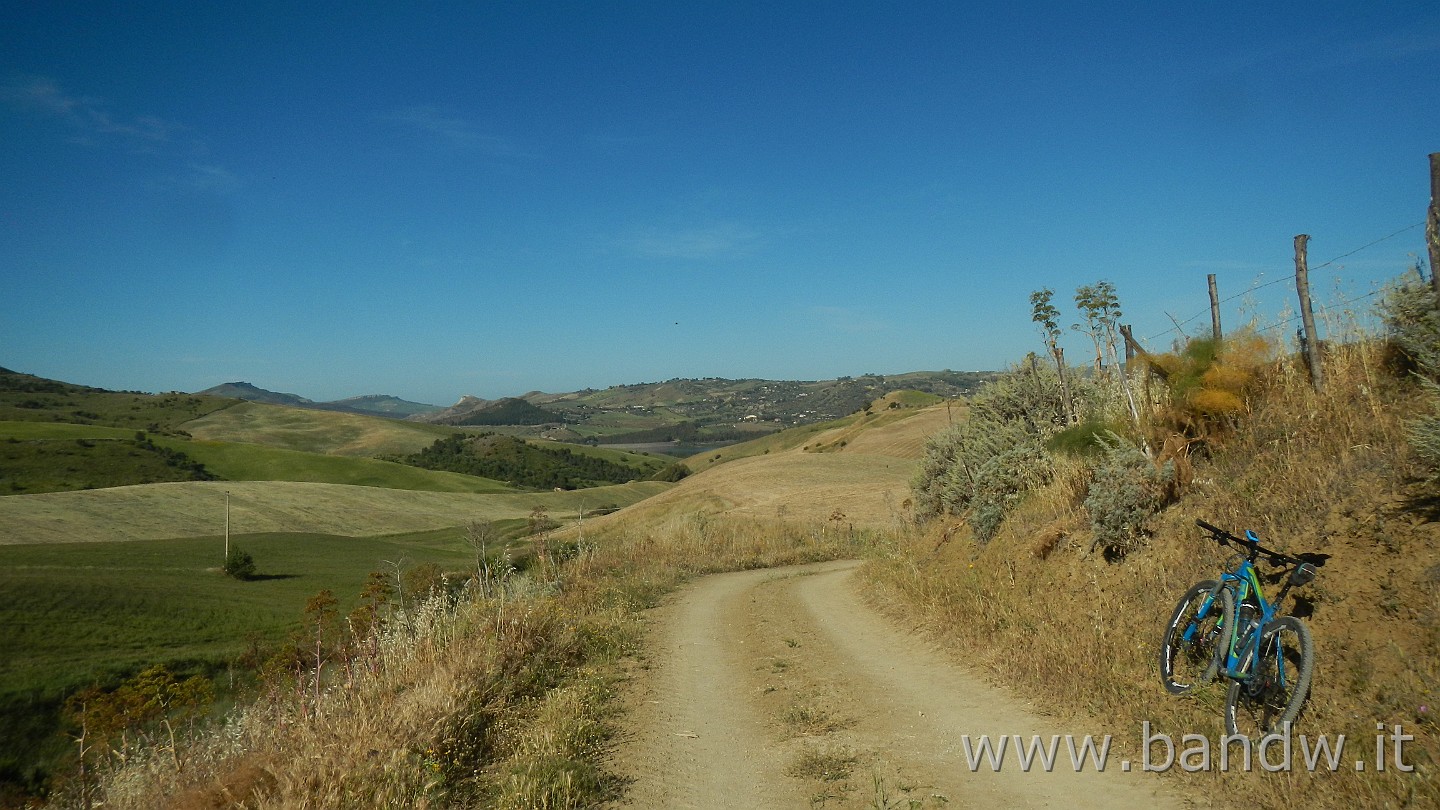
[1193, 518, 1318, 569]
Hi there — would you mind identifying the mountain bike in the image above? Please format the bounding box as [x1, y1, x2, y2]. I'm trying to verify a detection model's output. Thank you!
[1158, 519, 1327, 738]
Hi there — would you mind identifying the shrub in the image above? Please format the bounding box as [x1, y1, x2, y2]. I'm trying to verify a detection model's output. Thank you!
[650, 462, 691, 482]
[223, 548, 256, 580]
[1407, 379, 1440, 482]
[1083, 433, 1176, 560]
[1140, 332, 1272, 447]
[1379, 266, 1440, 381]
[911, 365, 1067, 540]
[967, 437, 1053, 542]
[1378, 268, 1440, 485]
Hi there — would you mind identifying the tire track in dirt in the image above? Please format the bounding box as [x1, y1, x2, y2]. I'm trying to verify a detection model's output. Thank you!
[609, 560, 1188, 809]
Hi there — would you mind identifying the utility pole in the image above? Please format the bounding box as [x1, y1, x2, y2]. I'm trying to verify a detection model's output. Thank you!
[224, 491, 230, 561]
[1207, 274, 1222, 343]
[1294, 235, 1324, 391]
[1428, 152, 1440, 300]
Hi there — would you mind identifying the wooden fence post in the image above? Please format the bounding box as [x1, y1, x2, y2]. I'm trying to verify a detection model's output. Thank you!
[1428, 152, 1440, 300]
[1207, 274, 1222, 343]
[1294, 234, 1324, 391]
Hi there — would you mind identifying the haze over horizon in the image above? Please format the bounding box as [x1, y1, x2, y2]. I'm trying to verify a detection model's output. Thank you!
[4, 2, 1437, 406]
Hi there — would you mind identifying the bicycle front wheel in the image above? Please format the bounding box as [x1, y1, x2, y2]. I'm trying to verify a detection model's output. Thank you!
[1224, 615, 1314, 739]
[1159, 579, 1233, 695]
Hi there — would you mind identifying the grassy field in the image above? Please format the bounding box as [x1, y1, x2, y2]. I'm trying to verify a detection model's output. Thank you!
[159, 438, 515, 493]
[180, 401, 455, 456]
[0, 528, 484, 693]
[0, 422, 141, 441]
[0, 479, 670, 545]
[37, 388, 941, 808]
[0, 524, 539, 793]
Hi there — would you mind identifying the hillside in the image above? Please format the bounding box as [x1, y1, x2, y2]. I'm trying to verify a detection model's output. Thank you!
[0, 367, 234, 431]
[181, 400, 453, 457]
[396, 432, 667, 489]
[419, 370, 995, 440]
[588, 401, 949, 529]
[0, 373, 664, 496]
[429, 397, 562, 427]
[196, 382, 443, 418]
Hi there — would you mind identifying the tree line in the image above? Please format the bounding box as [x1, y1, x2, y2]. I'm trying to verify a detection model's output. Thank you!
[397, 433, 660, 490]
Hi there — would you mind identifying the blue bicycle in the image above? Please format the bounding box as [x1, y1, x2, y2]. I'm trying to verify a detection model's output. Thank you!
[1159, 519, 1327, 738]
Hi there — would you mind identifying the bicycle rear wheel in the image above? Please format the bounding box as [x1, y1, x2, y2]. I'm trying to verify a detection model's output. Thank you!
[1159, 579, 1233, 695]
[1224, 615, 1314, 739]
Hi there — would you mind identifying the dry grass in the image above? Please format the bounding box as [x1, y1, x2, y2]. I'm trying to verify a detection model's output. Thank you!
[605, 450, 916, 531]
[786, 743, 857, 782]
[181, 401, 450, 457]
[861, 341, 1440, 809]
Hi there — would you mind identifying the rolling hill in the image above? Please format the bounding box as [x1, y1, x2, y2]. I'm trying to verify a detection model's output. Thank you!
[415, 371, 994, 441]
[583, 399, 955, 531]
[195, 382, 442, 418]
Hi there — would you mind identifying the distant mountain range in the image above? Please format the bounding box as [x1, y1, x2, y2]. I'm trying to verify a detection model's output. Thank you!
[195, 370, 998, 437]
[194, 382, 444, 418]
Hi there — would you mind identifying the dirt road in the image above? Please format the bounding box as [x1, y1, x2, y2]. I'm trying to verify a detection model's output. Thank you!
[609, 560, 1187, 809]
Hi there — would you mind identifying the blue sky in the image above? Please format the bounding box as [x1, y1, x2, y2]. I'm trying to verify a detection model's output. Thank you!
[3, 2, 1437, 405]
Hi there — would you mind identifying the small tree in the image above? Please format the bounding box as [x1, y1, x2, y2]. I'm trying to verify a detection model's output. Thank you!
[1075, 280, 1143, 437]
[223, 548, 256, 580]
[1030, 287, 1075, 423]
[403, 562, 445, 603]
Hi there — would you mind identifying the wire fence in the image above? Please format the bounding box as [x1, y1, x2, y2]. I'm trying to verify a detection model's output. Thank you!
[1142, 221, 1427, 345]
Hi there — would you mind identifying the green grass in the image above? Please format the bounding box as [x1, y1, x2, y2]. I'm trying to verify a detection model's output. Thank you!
[0, 422, 140, 440]
[0, 421, 514, 496]
[0, 434, 213, 495]
[0, 526, 530, 789]
[882, 389, 943, 407]
[0, 528, 500, 693]
[161, 438, 514, 492]
[0, 369, 235, 431]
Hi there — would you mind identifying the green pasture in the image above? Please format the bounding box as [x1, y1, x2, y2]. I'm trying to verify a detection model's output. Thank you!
[160, 438, 514, 493]
[0, 525, 532, 787]
[0, 422, 139, 440]
[0, 528, 505, 694]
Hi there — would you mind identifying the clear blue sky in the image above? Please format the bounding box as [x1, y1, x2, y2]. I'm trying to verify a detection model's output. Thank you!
[3, 2, 1437, 405]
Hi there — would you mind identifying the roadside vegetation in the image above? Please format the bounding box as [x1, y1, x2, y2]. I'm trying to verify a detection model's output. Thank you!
[36, 517, 880, 808]
[881, 269, 1440, 808]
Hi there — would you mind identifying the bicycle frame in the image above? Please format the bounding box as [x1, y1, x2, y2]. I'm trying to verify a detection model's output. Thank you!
[1218, 553, 1278, 679]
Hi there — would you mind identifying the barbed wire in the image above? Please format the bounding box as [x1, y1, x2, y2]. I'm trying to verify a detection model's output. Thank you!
[1245, 285, 1388, 338]
[1141, 221, 1426, 344]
